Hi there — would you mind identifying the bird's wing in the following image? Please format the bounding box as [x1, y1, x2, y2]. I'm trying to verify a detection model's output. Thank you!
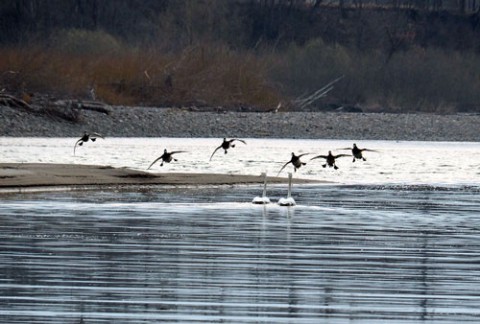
[362, 148, 379, 152]
[310, 155, 327, 160]
[297, 153, 311, 158]
[147, 156, 163, 170]
[170, 151, 187, 155]
[90, 132, 104, 139]
[232, 139, 247, 145]
[334, 154, 351, 158]
[209, 146, 222, 161]
[337, 147, 352, 151]
[276, 161, 291, 176]
[73, 139, 82, 155]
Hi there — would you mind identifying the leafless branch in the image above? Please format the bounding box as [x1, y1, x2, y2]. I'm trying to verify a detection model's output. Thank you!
[292, 75, 344, 110]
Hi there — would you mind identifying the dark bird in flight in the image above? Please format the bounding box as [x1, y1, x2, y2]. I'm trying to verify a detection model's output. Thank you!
[74, 131, 104, 155]
[277, 152, 310, 176]
[340, 143, 378, 162]
[310, 151, 350, 170]
[209, 138, 246, 161]
[148, 149, 187, 169]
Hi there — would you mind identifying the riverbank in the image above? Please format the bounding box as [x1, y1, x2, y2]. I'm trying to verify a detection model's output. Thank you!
[1, 104, 480, 141]
[0, 163, 320, 192]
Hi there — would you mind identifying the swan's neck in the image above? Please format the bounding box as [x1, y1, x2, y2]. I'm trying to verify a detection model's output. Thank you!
[262, 174, 268, 197]
[287, 173, 292, 198]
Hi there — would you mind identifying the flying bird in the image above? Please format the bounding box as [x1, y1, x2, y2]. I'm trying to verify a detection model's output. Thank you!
[209, 138, 246, 161]
[74, 131, 104, 155]
[340, 143, 378, 162]
[310, 151, 350, 170]
[277, 152, 310, 176]
[148, 149, 187, 169]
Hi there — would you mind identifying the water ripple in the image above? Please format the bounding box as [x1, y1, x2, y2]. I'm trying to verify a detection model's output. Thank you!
[1, 185, 480, 322]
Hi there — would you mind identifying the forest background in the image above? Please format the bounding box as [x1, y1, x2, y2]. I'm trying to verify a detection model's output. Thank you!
[2, 0, 480, 113]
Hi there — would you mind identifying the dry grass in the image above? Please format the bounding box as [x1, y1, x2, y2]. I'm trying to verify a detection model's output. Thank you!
[0, 44, 282, 111]
[3, 38, 480, 113]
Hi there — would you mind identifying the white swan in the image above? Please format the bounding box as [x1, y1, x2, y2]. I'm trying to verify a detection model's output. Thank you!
[252, 172, 271, 204]
[278, 172, 296, 206]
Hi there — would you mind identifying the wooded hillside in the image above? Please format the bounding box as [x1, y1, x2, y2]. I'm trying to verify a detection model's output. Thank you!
[1, 0, 480, 112]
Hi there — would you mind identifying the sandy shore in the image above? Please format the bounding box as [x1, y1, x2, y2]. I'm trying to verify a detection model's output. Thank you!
[0, 163, 319, 192]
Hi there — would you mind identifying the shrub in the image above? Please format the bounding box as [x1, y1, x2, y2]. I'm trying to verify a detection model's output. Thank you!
[268, 38, 480, 112]
[0, 41, 283, 110]
[3, 33, 480, 113]
[369, 47, 480, 112]
[48, 29, 123, 55]
[269, 38, 352, 99]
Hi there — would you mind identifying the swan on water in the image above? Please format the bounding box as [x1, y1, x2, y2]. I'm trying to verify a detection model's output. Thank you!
[278, 172, 296, 206]
[252, 172, 271, 204]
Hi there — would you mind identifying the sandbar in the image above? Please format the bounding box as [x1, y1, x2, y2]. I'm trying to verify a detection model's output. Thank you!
[0, 163, 320, 192]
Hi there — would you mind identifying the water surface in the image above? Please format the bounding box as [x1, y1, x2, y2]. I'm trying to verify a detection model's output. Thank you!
[1, 138, 480, 323]
[1, 137, 480, 184]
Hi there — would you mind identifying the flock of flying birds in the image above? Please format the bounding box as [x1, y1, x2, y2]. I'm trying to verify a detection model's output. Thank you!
[74, 132, 378, 206]
[74, 132, 377, 173]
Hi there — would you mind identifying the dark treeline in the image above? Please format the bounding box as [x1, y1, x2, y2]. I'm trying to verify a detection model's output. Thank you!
[3, 0, 480, 51]
[2, 0, 480, 112]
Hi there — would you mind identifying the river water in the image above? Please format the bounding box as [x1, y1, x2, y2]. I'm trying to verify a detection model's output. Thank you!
[1, 137, 480, 323]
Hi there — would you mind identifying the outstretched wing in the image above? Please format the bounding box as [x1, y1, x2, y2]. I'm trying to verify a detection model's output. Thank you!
[170, 151, 187, 155]
[209, 146, 222, 161]
[310, 155, 327, 161]
[232, 139, 247, 145]
[73, 139, 83, 155]
[333, 154, 351, 159]
[337, 147, 352, 151]
[361, 148, 378, 152]
[297, 153, 311, 158]
[90, 132, 104, 139]
[276, 161, 291, 176]
[147, 155, 164, 170]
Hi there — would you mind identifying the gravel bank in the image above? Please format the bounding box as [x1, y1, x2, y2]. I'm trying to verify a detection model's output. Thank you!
[1, 105, 479, 141]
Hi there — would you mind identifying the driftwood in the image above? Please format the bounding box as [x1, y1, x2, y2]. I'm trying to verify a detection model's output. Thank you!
[77, 100, 112, 115]
[53, 99, 112, 115]
[41, 99, 111, 123]
[0, 93, 33, 110]
[293, 75, 344, 110]
[1, 93, 112, 124]
[43, 102, 82, 122]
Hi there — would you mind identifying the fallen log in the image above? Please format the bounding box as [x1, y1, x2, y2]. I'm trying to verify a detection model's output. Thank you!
[53, 99, 112, 115]
[0, 93, 33, 110]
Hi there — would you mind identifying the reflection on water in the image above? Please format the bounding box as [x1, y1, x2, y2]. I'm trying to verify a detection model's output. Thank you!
[1, 184, 480, 322]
